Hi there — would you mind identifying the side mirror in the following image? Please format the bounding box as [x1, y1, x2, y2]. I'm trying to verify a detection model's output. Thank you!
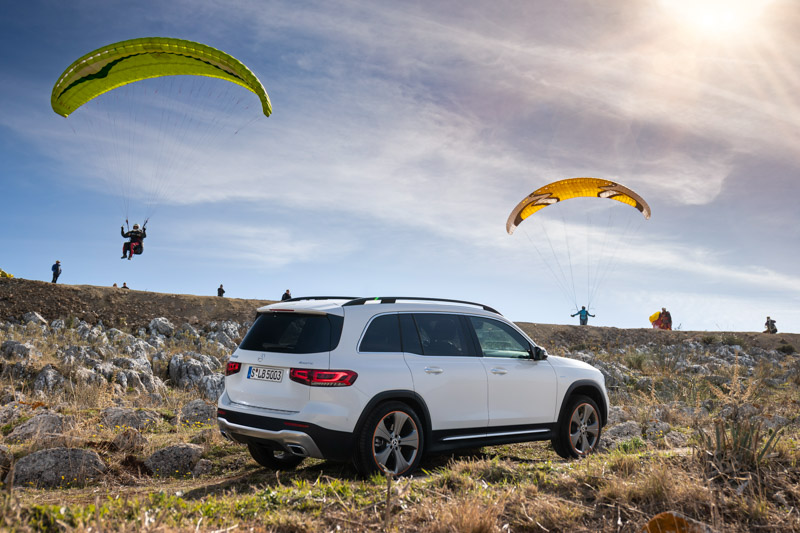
[532, 346, 547, 361]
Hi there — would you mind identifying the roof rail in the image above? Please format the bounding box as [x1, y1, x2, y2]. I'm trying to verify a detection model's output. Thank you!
[279, 296, 361, 303]
[342, 297, 501, 315]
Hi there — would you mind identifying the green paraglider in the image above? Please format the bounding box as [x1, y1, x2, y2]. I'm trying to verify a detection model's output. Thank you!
[50, 37, 272, 233]
[51, 37, 271, 117]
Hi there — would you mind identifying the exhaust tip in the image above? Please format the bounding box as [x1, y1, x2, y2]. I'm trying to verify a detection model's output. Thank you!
[287, 444, 308, 457]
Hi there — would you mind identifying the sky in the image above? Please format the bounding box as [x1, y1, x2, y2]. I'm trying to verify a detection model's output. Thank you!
[1, 0, 799, 333]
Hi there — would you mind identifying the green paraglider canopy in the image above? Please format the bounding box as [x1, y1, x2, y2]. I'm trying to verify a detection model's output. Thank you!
[50, 37, 272, 225]
[51, 37, 271, 117]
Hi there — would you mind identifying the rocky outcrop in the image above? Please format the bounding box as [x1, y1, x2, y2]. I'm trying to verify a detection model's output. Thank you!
[8, 447, 106, 488]
[101, 407, 160, 431]
[144, 443, 203, 477]
[1, 340, 39, 359]
[6, 412, 71, 447]
[112, 428, 148, 453]
[179, 399, 217, 427]
[168, 352, 222, 389]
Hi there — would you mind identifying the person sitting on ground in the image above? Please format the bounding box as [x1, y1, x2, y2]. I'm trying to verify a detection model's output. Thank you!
[121, 223, 146, 260]
[121, 282, 130, 289]
[571, 306, 594, 326]
[281, 289, 292, 301]
[764, 316, 777, 334]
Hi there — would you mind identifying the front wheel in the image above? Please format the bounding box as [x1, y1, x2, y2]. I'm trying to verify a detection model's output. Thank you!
[354, 401, 424, 477]
[247, 442, 305, 470]
[552, 395, 602, 459]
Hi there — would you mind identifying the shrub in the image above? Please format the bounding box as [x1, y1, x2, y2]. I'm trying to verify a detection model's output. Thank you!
[623, 350, 647, 371]
[694, 417, 782, 477]
[616, 436, 646, 454]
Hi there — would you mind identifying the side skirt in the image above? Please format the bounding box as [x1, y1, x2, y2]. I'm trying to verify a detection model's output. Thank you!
[427, 424, 558, 454]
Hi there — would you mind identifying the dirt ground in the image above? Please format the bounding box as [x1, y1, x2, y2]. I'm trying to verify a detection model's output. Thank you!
[1, 277, 798, 352]
[0, 277, 274, 330]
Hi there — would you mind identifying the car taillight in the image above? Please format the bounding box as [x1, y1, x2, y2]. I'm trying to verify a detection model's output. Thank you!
[289, 368, 358, 387]
[226, 362, 242, 376]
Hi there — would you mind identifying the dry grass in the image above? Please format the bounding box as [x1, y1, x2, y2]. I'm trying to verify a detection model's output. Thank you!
[2, 320, 799, 531]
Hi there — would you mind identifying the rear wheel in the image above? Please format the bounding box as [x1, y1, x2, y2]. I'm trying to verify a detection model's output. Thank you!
[552, 395, 601, 459]
[354, 401, 423, 477]
[247, 442, 305, 470]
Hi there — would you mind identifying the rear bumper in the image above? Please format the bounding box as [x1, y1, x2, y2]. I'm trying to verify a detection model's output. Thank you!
[217, 407, 354, 462]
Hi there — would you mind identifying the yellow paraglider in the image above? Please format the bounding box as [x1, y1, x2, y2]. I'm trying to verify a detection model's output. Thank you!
[506, 177, 651, 313]
[506, 177, 651, 235]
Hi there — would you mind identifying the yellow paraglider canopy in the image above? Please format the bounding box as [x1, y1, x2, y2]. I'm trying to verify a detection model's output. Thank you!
[506, 177, 651, 235]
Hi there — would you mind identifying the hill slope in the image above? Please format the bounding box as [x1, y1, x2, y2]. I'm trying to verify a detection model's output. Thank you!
[0, 278, 274, 330]
[1, 277, 797, 352]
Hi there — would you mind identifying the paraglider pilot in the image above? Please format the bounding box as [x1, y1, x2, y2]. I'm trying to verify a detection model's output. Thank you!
[571, 306, 594, 326]
[121, 222, 146, 260]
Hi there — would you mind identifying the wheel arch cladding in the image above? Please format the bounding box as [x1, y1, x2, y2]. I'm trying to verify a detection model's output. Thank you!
[354, 390, 432, 445]
[560, 381, 607, 426]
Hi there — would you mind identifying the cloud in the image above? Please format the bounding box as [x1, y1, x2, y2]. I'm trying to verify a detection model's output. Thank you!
[162, 220, 361, 268]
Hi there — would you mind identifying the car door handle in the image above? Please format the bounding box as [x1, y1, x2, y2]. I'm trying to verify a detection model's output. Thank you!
[424, 367, 444, 374]
[490, 368, 508, 375]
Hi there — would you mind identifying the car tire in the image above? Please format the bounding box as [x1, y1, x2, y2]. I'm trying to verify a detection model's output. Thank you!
[552, 395, 602, 459]
[247, 442, 305, 470]
[354, 401, 424, 477]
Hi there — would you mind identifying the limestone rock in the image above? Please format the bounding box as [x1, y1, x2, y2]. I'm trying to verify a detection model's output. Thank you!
[112, 428, 148, 452]
[0, 444, 12, 478]
[6, 412, 69, 447]
[9, 447, 106, 488]
[148, 317, 175, 337]
[144, 443, 203, 477]
[33, 364, 65, 395]
[199, 373, 225, 401]
[22, 312, 47, 326]
[168, 352, 221, 389]
[101, 407, 160, 431]
[179, 399, 216, 427]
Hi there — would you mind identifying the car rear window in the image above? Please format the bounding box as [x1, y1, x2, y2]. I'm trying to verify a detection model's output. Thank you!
[359, 314, 402, 352]
[239, 312, 344, 353]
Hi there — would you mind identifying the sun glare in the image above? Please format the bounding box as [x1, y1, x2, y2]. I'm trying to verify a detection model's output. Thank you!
[659, 0, 774, 35]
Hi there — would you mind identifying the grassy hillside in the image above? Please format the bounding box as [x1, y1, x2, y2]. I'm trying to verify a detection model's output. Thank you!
[0, 277, 798, 531]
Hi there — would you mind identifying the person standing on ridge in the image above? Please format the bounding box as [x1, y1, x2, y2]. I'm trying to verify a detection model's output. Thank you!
[218, 284, 225, 297]
[51, 260, 62, 283]
[571, 306, 594, 326]
[281, 289, 292, 301]
[659, 307, 672, 330]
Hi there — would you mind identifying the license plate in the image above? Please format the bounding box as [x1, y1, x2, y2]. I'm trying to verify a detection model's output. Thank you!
[247, 366, 283, 382]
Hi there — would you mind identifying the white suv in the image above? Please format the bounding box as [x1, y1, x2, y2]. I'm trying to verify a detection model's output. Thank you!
[217, 296, 608, 476]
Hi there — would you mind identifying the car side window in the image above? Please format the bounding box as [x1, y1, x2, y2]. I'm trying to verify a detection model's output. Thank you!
[359, 314, 402, 352]
[413, 313, 471, 357]
[468, 316, 531, 359]
[399, 314, 423, 354]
